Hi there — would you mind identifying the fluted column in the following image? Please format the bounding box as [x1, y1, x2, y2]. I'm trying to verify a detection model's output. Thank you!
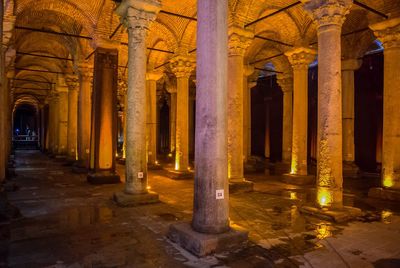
[342, 59, 361, 173]
[146, 71, 163, 167]
[227, 26, 252, 184]
[285, 47, 316, 177]
[277, 75, 294, 164]
[370, 18, 400, 190]
[75, 64, 92, 170]
[66, 75, 79, 162]
[303, 0, 352, 208]
[114, 0, 161, 205]
[170, 55, 195, 172]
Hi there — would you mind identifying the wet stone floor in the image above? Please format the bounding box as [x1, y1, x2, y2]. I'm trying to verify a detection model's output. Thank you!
[1, 151, 400, 267]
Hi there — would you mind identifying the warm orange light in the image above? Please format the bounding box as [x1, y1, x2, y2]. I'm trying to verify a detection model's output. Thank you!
[315, 223, 332, 240]
[383, 176, 394, 188]
[317, 187, 333, 208]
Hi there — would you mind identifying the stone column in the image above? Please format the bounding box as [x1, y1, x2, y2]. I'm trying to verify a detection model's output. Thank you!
[302, 0, 352, 209]
[283, 47, 316, 185]
[74, 63, 92, 171]
[170, 55, 195, 172]
[0, 0, 4, 182]
[227, 26, 253, 192]
[369, 18, 400, 195]
[342, 59, 361, 176]
[118, 79, 127, 160]
[146, 71, 163, 168]
[277, 76, 293, 165]
[66, 75, 79, 162]
[168, 0, 247, 257]
[114, 0, 161, 205]
[169, 91, 177, 154]
[87, 47, 120, 184]
[243, 67, 255, 163]
[51, 94, 60, 154]
[56, 88, 68, 158]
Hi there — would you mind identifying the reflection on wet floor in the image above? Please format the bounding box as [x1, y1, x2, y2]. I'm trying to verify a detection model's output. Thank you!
[3, 150, 400, 267]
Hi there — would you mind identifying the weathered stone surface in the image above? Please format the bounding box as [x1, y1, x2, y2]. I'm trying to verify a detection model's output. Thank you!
[229, 180, 254, 193]
[167, 222, 248, 257]
[113, 191, 159, 207]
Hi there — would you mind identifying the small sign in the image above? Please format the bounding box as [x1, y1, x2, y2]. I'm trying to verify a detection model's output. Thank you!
[138, 172, 144, 179]
[216, 189, 224, 200]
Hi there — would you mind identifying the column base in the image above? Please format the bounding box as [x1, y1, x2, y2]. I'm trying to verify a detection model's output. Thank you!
[300, 206, 363, 223]
[71, 161, 88, 174]
[87, 171, 120, 185]
[167, 222, 248, 257]
[343, 162, 360, 178]
[113, 191, 159, 207]
[368, 187, 400, 202]
[163, 168, 194, 180]
[282, 173, 315, 185]
[229, 179, 254, 194]
[274, 161, 291, 175]
[244, 156, 266, 173]
[148, 163, 162, 170]
[117, 158, 126, 165]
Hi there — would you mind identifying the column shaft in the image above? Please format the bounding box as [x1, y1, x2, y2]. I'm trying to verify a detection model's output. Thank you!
[77, 70, 92, 168]
[175, 76, 190, 171]
[282, 91, 293, 162]
[169, 92, 177, 153]
[193, 0, 229, 234]
[146, 78, 159, 165]
[57, 91, 68, 155]
[67, 80, 78, 160]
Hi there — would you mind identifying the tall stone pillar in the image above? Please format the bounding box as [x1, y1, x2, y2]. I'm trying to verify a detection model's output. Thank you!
[66, 75, 79, 162]
[342, 59, 361, 177]
[0, 0, 4, 182]
[170, 55, 195, 173]
[74, 63, 92, 171]
[169, 91, 177, 154]
[302, 0, 355, 212]
[118, 78, 127, 160]
[168, 0, 247, 257]
[368, 18, 400, 200]
[114, 0, 161, 205]
[283, 47, 316, 185]
[146, 71, 163, 168]
[87, 47, 120, 184]
[56, 88, 68, 158]
[243, 66, 255, 163]
[51, 94, 60, 154]
[227, 26, 253, 192]
[277, 75, 293, 165]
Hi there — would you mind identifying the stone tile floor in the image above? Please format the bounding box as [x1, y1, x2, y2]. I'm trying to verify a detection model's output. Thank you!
[1, 150, 400, 267]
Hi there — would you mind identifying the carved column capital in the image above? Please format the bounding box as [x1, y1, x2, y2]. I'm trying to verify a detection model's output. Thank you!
[277, 75, 294, 93]
[170, 55, 196, 78]
[118, 78, 128, 96]
[370, 17, 400, 50]
[341, 58, 362, 71]
[77, 63, 93, 82]
[228, 26, 253, 56]
[65, 75, 79, 91]
[301, 0, 352, 28]
[285, 47, 316, 70]
[116, 0, 161, 45]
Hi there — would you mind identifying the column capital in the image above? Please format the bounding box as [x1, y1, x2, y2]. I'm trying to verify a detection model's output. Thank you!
[301, 0, 352, 28]
[228, 25, 253, 56]
[116, 0, 161, 44]
[77, 62, 93, 81]
[285, 47, 316, 70]
[277, 75, 294, 93]
[341, 59, 362, 71]
[146, 71, 163, 81]
[370, 17, 400, 50]
[118, 78, 128, 96]
[65, 75, 80, 91]
[170, 55, 196, 78]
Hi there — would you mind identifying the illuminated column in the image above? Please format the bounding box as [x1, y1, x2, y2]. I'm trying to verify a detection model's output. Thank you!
[169, 91, 177, 153]
[277, 75, 294, 164]
[66, 75, 79, 162]
[227, 25, 253, 190]
[170, 55, 195, 172]
[75, 64, 92, 170]
[146, 71, 163, 167]
[119, 79, 128, 159]
[243, 66, 255, 163]
[370, 18, 400, 191]
[303, 0, 352, 208]
[284, 47, 316, 183]
[87, 47, 120, 184]
[342, 59, 361, 175]
[114, 0, 161, 205]
[56, 85, 69, 157]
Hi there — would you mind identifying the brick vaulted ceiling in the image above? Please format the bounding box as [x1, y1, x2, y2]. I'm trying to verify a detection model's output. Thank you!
[4, 0, 400, 106]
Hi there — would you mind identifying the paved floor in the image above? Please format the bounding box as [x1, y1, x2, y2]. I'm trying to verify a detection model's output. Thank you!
[1, 150, 400, 267]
